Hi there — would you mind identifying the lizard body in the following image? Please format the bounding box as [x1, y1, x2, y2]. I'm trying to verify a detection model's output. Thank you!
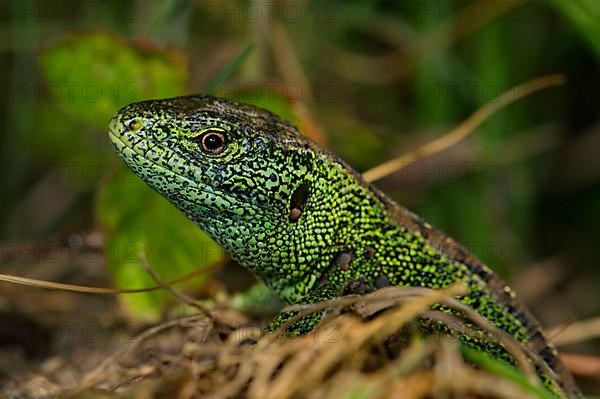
[108, 95, 578, 397]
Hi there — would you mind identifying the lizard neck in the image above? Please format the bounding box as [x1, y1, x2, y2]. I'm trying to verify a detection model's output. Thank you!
[186, 152, 392, 304]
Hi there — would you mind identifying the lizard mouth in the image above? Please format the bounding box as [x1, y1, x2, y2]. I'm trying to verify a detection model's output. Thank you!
[107, 129, 126, 153]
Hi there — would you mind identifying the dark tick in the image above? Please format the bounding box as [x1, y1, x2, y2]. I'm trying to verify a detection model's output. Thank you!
[342, 277, 370, 295]
[364, 246, 376, 259]
[374, 275, 390, 288]
[334, 251, 354, 271]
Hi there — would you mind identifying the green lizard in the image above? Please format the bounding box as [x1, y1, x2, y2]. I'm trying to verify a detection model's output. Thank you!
[108, 95, 579, 397]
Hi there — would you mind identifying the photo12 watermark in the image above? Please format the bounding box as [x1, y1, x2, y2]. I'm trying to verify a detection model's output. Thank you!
[0, 161, 137, 187]
[397, 0, 540, 24]
[0, 238, 224, 266]
[0, 1, 138, 24]
[393, 161, 536, 185]
[198, 0, 343, 24]
[200, 80, 341, 104]
[0, 81, 140, 105]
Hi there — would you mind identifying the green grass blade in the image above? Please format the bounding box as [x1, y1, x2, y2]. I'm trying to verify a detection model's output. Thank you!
[460, 345, 556, 399]
[203, 43, 255, 95]
[548, 0, 600, 61]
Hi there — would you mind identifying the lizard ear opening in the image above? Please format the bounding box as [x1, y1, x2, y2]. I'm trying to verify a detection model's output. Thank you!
[288, 182, 310, 223]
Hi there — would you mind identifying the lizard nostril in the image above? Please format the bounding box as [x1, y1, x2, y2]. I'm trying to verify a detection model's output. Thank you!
[127, 119, 143, 132]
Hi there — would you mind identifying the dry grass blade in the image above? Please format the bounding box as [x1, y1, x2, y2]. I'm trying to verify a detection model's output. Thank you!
[549, 316, 600, 346]
[0, 272, 120, 294]
[560, 353, 600, 380]
[261, 284, 467, 399]
[0, 262, 216, 294]
[362, 74, 567, 183]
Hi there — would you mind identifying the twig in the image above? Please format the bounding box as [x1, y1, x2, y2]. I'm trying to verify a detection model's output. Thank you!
[138, 248, 213, 320]
[77, 314, 209, 389]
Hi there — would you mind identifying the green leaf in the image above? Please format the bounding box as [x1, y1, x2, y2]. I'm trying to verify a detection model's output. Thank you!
[39, 31, 187, 129]
[40, 31, 218, 320]
[39, 31, 208, 320]
[97, 166, 223, 321]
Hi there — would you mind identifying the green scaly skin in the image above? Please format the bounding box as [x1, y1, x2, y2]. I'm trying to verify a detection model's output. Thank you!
[108, 95, 579, 397]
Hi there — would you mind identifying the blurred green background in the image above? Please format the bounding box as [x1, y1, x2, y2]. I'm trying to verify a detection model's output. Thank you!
[0, 0, 599, 373]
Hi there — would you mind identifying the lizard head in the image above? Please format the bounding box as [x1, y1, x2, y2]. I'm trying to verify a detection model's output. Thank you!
[108, 95, 318, 226]
[108, 95, 348, 298]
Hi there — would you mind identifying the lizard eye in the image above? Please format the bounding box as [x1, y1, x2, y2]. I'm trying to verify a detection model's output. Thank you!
[198, 130, 226, 154]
